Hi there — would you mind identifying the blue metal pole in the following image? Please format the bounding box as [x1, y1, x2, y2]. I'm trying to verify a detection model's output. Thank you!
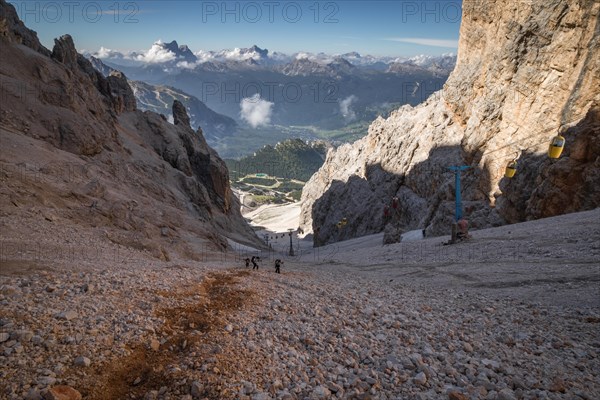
[448, 166, 470, 222]
[455, 170, 461, 221]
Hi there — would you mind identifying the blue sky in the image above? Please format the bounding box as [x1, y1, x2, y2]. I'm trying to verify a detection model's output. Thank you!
[9, 0, 462, 57]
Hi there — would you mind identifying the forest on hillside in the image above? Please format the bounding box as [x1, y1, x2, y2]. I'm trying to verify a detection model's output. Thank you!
[225, 139, 329, 183]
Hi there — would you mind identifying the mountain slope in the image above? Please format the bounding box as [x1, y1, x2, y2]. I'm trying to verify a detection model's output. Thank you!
[300, 0, 600, 245]
[128, 80, 238, 142]
[0, 0, 262, 259]
[87, 56, 237, 143]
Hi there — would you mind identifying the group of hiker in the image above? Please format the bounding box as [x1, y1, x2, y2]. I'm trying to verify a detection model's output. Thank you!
[383, 196, 401, 223]
[244, 256, 283, 273]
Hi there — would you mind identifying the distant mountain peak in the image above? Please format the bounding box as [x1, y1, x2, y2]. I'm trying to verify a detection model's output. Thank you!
[279, 56, 354, 77]
[330, 57, 354, 67]
[163, 39, 179, 49]
[243, 44, 269, 59]
[249, 44, 266, 52]
[160, 39, 197, 63]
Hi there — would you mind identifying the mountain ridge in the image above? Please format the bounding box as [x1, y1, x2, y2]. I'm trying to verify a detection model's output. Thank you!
[87, 40, 456, 71]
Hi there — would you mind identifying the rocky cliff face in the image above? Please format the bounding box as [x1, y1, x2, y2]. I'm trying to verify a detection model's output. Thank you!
[0, 0, 262, 258]
[300, 0, 600, 245]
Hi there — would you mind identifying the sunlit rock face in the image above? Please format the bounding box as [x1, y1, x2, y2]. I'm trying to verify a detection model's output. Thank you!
[300, 0, 600, 245]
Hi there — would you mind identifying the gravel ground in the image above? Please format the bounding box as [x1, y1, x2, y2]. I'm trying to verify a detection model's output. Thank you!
[1, 210, 599, 399]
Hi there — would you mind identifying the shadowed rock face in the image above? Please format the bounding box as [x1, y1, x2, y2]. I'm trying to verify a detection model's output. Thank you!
[301, 0, 600, 245]
[497, 104, 600, 223]
[107, 71, 137, 114]
[0, 0, 262, 255]
[173, 100, 191, 128]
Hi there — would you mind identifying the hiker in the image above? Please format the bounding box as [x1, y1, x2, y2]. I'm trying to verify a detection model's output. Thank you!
[274, 259, 282, 274]
[244, 257, 250, 268]
[383, 205, 390, 222]
[251, 256, 260, 270]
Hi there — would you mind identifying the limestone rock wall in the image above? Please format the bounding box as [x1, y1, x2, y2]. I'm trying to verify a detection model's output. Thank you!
[300, 0, 600, 245]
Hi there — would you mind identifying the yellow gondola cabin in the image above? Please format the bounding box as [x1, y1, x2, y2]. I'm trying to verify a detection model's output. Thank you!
[548, 135, 565, 159]
[505, 160, 518, 178]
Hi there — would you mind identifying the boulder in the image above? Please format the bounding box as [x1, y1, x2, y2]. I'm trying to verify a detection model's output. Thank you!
[44, 386, 82, 400]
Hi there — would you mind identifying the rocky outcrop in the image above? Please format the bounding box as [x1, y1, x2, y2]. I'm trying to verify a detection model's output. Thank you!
[51, 34, 136, 116]
[132, 101, 230, 212]
[0, 0, 262, 256]
[173, 99, 191, 128]
[106, 71, 137, 114]
[301, 0, 600, 245]
[51, 35, 79, 70]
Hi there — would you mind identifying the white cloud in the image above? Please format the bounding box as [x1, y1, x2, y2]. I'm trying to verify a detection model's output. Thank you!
[384, 37, 459, 48]
[222, 48, 255, 61]
[95, 46, 123, 59]
[193, 48, 268, 63]
[294, 52, 335, 64]
[194, 50, 217, 63]
[176, 60, 198, 69]
[135, 40, 177, 63]
[339, 95, 358, 121]
[240, 94, 274, 128]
